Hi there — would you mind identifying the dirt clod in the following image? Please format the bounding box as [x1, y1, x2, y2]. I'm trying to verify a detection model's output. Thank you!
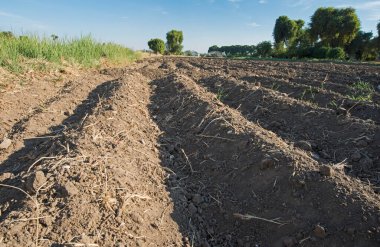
[0, 172, 12, 182]
[282, 237, 297, 247]
[39, 216, 52, 227]
[188, 203, 198, 215]
[63, 110, 74, 116]
[295, 140, 312, 151]
[260, 158, 275, 170]
[130, 212, 143, 224]
[0, 138, 11, 150]
[320, 165, 334, 177]
[347, 227, 355, 235]
[60, 181, 79, 197]
[25, 171, 46, 194]
[359, 157, 373, 171]
[351, 151, 361, 161]
[356, 139, 368, 147]
[192, 194, 203, 204]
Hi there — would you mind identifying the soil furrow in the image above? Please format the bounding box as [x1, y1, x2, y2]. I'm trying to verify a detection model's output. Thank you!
[192, 74, 379, 186]
[185, 58, 380, 99]
[148, 70, 380, 246]
[0, 69, 183, 246]
[176, 59, 380, 124]
[241, 75, 380, 124]
[0, 73, 115, 164]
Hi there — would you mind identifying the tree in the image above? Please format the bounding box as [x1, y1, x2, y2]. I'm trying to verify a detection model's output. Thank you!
[377, 22, 380, 49]
[208, 45, 219, 53]
[210, 45, 256, 57]
[273, 16, 298, 47]
[310, 7, 360, 47]
[256, 41, 272, 57]
[148, 38, 165, 54]
[166, 30, 183, 54]
[295, 20, 305, 30]
[346, 31, 375, 60]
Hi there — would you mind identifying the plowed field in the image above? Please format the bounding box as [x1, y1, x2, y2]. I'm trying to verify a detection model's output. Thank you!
[1, 58, 380, 247]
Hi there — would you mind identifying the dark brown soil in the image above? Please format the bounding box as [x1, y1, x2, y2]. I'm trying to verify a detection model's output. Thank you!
[0, 57, 380, 247]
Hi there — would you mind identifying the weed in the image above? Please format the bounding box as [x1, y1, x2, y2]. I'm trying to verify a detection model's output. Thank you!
[328, 100, 338, 109]
[349, 80, 374, 102]
[216, 88, 226, 100]
[301, 86, 317, 100]
[271, 83, 280, 91]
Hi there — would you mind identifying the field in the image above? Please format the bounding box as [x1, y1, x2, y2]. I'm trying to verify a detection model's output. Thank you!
[0, 57, 380, 246]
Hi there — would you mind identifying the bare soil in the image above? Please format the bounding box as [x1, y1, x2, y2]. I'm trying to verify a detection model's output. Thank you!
[0, 57, 380, 247]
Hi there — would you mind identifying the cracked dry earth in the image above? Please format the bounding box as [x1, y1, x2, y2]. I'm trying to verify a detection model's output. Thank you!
[0, 57, 380, 247]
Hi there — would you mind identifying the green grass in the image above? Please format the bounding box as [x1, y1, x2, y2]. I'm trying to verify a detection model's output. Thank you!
[300, 86, 318, 100]
[216, 88, 226, 100]
[349, 81, 374, 102]
[0, 34, 140, 73]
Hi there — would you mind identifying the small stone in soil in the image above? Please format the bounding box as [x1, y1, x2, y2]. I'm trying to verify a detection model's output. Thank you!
[313, 225, 327, 238]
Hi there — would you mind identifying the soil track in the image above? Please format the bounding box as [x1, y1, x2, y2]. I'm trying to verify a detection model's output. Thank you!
[1, 57, 380, 246]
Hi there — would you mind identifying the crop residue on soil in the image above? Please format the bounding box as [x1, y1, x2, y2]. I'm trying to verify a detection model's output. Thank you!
[0, 57, 380, 246]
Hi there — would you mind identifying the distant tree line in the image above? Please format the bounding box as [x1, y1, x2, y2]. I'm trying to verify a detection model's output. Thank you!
[208, 7, 380, 61]
[208, 41, 273, 57]
[148, 30, 183, 55]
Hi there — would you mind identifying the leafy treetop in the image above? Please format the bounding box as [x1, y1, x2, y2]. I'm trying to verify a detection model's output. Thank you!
[148, 38, 165, 54]
[166, 30, 183, 54]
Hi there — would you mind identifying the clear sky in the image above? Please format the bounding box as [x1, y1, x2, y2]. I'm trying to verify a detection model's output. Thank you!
[0, 0, 379, 52]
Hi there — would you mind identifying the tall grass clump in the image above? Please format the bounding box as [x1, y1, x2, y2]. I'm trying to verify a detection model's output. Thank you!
[0, 33, 139, 73]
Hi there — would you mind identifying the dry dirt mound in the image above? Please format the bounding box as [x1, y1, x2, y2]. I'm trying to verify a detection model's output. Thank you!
[1, 58, 380, 247]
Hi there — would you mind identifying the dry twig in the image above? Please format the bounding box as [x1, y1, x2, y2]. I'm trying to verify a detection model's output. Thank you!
[27, 156, 59, 173]
[233, 213, 286, 226]
[181, 148, 194, 173]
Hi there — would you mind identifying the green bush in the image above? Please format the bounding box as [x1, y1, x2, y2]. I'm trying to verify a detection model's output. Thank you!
[256, 41, 273, 57]
[297, 47, 314, 58]
[327, 47, 346, 60]
[312, 46, 330, 59]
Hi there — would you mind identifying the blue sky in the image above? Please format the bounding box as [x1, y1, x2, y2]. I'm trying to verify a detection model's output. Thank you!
[0, 0, 379, 52]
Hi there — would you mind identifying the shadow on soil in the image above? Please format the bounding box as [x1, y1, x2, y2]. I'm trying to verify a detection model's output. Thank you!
[0, 79, 121, 222]
[148, 75, 295, 246]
